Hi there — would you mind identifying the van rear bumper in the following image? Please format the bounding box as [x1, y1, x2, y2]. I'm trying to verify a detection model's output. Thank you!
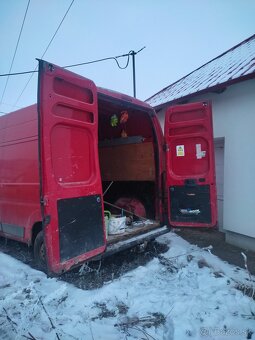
[100, 225, 169, 259]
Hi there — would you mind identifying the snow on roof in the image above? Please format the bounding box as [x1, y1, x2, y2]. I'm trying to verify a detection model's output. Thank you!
[147, 34, 255, 108]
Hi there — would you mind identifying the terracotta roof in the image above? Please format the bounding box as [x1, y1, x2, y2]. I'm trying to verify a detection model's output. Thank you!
[147, 34, 255, 108]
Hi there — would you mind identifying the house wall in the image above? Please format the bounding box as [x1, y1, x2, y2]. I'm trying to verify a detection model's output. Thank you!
[214, 138, 224, 231]
[157, 79, 255, 250]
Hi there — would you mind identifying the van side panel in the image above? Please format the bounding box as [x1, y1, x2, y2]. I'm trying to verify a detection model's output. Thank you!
[0, 105, 41, 243]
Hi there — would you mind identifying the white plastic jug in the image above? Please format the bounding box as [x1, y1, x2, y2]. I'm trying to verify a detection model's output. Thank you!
[108, 216, 126, 235]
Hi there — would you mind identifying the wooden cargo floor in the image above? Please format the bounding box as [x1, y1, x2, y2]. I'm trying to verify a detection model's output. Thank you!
[107, 220, 161, 245]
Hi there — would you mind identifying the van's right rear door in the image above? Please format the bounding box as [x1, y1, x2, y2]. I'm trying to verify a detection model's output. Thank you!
[164, 102, 217, 227]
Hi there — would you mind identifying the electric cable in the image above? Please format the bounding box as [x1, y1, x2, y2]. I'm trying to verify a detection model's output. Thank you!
[0, 47, 146, 77]
[0, 101, 21, 109]
[0, 46, 145, 113]
[0, 70, 38, 77]
[64, 52, 131, 70]
[41, 0, 75, 60]
[0, 0, 31, 106]
[14, 0, 75, 106]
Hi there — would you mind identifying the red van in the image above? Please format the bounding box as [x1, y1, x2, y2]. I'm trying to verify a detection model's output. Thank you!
[0, 60, 217, 274]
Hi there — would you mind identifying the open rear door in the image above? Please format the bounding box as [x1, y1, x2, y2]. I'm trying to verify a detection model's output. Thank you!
[38, 60, 106, 274]
[164, 102, 217, 227]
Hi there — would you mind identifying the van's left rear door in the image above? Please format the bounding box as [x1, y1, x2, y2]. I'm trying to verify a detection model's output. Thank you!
[38, 60, 106, 274]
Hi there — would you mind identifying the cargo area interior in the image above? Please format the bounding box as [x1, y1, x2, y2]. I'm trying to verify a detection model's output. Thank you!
[98, 96, 160, 244]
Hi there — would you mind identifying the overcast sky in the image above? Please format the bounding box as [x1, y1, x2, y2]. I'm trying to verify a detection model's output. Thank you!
[0, 0, 254, 114]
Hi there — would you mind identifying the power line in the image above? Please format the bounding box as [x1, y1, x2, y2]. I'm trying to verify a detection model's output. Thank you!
[0, 101, 22, 114]
[0, 101, 21, 109]
[41, 0, 75, 60]
[0, 47, 145, 78]
[0, 46, 145, 112]
[0, 69, 35, 77]
[0, 46, 145, 111]
[0, 0, 31, 106]
[65, 46, 145, 71]
[64, 52, 131, 70]
[14, 0, 75, 106]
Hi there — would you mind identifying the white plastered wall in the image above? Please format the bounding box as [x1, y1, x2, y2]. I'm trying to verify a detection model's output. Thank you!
[157, 78, 255, 239]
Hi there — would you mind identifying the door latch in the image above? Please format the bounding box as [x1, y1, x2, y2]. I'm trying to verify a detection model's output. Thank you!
[40, 196, 49, 206]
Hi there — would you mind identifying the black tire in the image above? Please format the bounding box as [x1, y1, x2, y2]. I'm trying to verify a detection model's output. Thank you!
[33, 231, 47, 271]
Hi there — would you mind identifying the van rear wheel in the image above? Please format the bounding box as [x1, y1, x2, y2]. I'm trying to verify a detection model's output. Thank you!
[34, 231, 47, 271]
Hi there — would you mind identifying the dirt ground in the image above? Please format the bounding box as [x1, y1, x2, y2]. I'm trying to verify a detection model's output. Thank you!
[175, 228, 255, 275]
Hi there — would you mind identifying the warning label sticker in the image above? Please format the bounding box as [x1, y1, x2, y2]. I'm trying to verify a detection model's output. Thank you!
[176, 145, 185, 157]
[196, 143, 202, 159]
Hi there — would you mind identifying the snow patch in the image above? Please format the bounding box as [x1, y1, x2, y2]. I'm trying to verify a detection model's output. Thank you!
[0, 232, 254, 339]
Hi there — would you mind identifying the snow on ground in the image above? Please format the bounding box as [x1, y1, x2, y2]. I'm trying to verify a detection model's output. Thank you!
[0, 231, 254, 340]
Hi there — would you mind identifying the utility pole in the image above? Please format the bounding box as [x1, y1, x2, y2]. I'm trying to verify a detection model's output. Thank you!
[130, 47, 145, 98]
[131, 51, 136, 98]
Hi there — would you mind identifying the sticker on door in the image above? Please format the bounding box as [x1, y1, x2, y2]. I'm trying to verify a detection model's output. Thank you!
[196, 144, 206, 159]
[176, 145, 185, 157]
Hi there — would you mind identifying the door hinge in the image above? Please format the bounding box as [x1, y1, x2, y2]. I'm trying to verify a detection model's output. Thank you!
[43, 215, 51, 226]
[163, 143, 169, 152]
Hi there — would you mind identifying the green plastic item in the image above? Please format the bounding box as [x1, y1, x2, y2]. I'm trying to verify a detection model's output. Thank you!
[110, 114, 118, 127]
[104, 210, 111, 238]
